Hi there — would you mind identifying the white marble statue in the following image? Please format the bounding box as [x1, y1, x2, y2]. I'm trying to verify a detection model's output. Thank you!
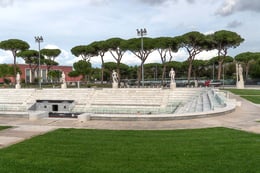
[238, 64, 243, 82]
[169, 68, 176, 89]
[61, 71, 66, 84]
[112, 70, 119, 88]
[61, 71, 67, 89]
[236, 63, 244, 89]
[169, 68, 175, 83]
[16, 72, 20, 84]
[236, 63, 244, 82]
[15, 72, 21, 89]
[112, 70, 118, 84]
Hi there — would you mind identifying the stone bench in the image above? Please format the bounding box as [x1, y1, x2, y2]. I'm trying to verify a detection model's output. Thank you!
[88, 107, 162, 114]
[0, 104, 27, 111]
[90, 103, 161, 107]
[28, 111, 48, 120]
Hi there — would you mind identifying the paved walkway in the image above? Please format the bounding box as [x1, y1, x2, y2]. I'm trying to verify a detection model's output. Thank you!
[0, 93, 259, 148]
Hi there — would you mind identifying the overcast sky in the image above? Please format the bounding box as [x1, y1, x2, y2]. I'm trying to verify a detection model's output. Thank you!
[0, 0, 260, 67]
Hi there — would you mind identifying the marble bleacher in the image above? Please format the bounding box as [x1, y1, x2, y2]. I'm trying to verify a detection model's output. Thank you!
[0, 89, 35, 112]
[0, 88, 227, 115]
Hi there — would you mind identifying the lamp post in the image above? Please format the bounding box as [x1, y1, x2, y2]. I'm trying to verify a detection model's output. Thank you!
[136, 28, 147, 87]
[212, 63, 215, 81]
[35, 36, 43, 88]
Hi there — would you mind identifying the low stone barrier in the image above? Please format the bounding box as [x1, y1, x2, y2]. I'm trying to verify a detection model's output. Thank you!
[29, 111, 48, 121]
[78, 113, 91, 122]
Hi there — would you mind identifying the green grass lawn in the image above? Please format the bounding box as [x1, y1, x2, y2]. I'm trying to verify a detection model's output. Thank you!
[226, 89, 260, 104]
[240, 95, 260, 104]
[0, 126, 11, 131]
[226, 89, 260, 95]
[0, 127, 259, 173]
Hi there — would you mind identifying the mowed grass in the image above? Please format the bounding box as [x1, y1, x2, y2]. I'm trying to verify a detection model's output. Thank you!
[0, 126, 11, 131]
[226, 89, 260, 95]
[0, 128, 259, 173]
[226, 89, 260, 104]
[240, 95, 260, 104]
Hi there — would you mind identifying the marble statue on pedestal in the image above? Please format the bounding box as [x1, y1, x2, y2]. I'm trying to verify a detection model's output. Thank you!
[15, 72, 21, 89]
[112, 70, 119, 88]
[61, 71, 67, 89]
[169, 68, 176, 89]
[236, 63, 244, 89]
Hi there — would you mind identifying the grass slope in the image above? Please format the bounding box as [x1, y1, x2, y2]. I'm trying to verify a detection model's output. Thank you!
[226, 89, 260, 95]
[226, 89, 260, 104]
[0, 126, 11, 131]
[0, 128, 259, 173]
[240, 96, 260, 104]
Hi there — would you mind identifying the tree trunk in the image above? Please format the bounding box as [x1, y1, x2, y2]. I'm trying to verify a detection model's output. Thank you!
[137, 65, 141, 87]
[217, 61, 223, 80]
[12, 51, 17, 84]
[217, 49, 227, 80]
[161, 63, 167, 85]
[187, 59, 192, 86]
[117, 61, 120, 85]
[101, 57, 104, 84]
[31, 69, 36, 83]
[245, 63, 249, 82]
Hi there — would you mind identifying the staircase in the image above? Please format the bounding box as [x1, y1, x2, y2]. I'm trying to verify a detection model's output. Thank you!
[174, 88, 227, 114]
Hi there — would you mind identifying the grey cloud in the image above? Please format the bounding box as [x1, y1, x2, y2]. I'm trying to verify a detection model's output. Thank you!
[88, 0, 108, 6]
[0, 0, 13, 7]
[138, 0, 176, 5]
[227, 20, 242, 28]
[138, 0, 195, 5]
[186, 0, 195, 4]
[236, 0, 260, 12]
[215, 0, 237, 16]
[216, 0, 260, 16]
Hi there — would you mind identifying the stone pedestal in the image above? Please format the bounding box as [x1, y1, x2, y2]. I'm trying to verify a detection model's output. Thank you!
[170, 82, 176, 90]
[15, 84, 21, 89]
[61, 83, 67, 89]
[78, 113, 91, 122]
[236, 63, 244, 89]
[194, 80, 198, 88]
[112, 83, 118, 89]
[29, 111, 48, 121]
[236, 81, 244, 89]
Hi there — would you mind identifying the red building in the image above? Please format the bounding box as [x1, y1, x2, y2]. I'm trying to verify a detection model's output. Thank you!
[0, 64, 81, 84]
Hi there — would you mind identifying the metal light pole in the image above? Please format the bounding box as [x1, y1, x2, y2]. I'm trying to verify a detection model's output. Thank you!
[35, 36, 43, 88]
[212, 63, 215, 81]
[136, 28, 147, 87]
